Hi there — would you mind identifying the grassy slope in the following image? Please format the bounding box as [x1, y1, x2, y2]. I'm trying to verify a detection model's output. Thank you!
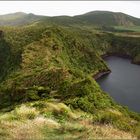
[0, 100, 138, 140]
[0, 24, 140, 139]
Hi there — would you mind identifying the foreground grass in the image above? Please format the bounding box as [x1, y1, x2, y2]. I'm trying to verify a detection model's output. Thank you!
[0, 100, 138, 140]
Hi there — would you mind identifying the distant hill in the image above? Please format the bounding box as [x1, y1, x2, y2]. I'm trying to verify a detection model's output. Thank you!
[74, 11, 140, 26]
[0, 12, 44, 26]
[0, 11, 140, 27]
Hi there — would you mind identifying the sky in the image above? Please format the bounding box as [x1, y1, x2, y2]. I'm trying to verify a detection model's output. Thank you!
[0, 1, 140, 18]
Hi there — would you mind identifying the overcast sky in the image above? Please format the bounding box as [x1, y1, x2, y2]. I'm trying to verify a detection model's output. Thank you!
[0, 1, 140, 18]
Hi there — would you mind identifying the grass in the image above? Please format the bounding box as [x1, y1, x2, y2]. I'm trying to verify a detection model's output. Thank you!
[0, 100, 138, 140]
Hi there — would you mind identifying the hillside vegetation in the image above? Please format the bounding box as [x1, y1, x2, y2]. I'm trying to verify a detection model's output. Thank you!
[0, 11, 140, 139]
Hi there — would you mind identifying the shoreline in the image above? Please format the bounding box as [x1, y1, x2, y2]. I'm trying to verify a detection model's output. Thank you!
[101, 53, 132, 59]
[102, 52, 140, 65]
[93, 70, 111, 80]
[94, 53, 140, 80]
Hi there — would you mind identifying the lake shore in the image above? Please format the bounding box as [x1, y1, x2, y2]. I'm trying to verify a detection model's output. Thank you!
[93, 70, 111, 80]
[102, 52, 140, 65]
[101, 53, 132, 59]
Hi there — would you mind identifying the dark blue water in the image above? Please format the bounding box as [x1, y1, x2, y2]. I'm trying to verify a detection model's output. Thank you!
[97, 56, 140, 112]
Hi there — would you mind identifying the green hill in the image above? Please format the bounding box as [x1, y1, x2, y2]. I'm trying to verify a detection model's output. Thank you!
[0, 12, 44, 26]
[74, 11, 140, 26]
[0, 11, 140, 139]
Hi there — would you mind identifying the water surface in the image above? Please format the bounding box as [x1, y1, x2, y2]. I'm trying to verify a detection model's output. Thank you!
[97, 56, 140, 112]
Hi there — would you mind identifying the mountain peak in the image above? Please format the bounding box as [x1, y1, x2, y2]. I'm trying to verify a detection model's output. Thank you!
[74, 10, 140, 26]
[83, 10, 115, 15]
[11, 12, 27, 15]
